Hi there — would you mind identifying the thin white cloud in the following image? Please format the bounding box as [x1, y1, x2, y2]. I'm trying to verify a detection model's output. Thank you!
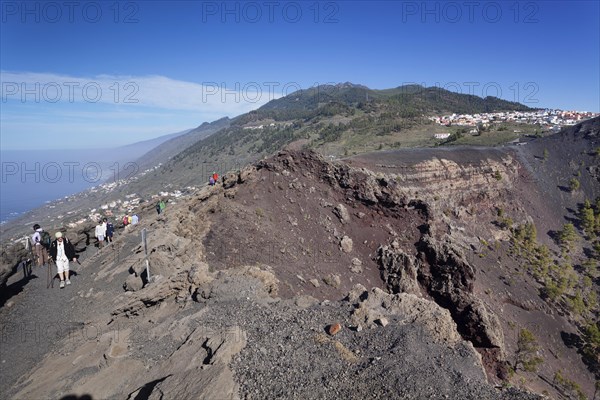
[1, 109, 178, 121]
[0, 71, 287, 149]
[1, 120, 197, 148]
[0, 71, 282, 114]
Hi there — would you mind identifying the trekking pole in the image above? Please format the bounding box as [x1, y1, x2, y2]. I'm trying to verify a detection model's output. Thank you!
[47, 258, 54, 289]
[25, 238, 35, 267]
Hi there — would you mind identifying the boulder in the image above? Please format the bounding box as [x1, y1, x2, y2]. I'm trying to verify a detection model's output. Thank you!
[340, 236, 353, 253]
[327, 323, 342, 336]
[350, 258, 363, 274]
[345, 283, 368, 304]
[333, 204, 351, 224]
[124, 274, 143, 292]
[323, 273, 341, 288]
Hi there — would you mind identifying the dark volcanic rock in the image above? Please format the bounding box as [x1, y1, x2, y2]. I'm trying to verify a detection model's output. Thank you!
[377, 243, 420, 295]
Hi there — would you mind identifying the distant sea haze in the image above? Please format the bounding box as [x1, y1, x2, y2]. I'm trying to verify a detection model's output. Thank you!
[0, 149, 135, 224]
[0, 129, 193, 225]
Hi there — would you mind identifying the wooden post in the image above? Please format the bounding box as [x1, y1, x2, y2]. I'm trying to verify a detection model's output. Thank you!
[141, 228, 151, 281]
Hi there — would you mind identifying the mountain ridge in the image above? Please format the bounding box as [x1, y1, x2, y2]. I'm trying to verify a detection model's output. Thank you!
[258, 83, 534, 115]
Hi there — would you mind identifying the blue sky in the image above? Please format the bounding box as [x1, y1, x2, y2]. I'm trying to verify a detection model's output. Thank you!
[1, 0, 599, 150]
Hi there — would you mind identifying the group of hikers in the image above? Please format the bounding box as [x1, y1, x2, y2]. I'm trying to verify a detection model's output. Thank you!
[30, 216, 122, 288]
[122, 214, 139, 226]
[28, 179, 220, 289]
[209, 171, 219, 186]
[94, 218, 115, 249]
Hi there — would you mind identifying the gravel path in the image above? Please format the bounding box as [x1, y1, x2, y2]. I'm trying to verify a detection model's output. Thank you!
[0, 240, 131, 397]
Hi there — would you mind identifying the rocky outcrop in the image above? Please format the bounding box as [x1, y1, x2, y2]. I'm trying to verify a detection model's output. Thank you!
[230, 283, 541, 400]
[221, 165, 260, 190]
[0, 242, 28, 289]
[347, 285, 464, 347]
[258, 151, 517, 232]
[112, 272, 189, 317]
[416, 235, 505, 352]
[127, 325, 247, 400]
[376, 232, 507, 377]
[377, 241, 420, 295]
[417, 234, 475, 295]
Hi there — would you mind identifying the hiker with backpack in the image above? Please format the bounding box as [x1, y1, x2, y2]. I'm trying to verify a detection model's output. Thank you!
[95, 220, 106, 249]
[156, 200, 166, 215]
[49, 231, 76, 289]
[31, 224, 50, 267]
[106, 219, 114, 243]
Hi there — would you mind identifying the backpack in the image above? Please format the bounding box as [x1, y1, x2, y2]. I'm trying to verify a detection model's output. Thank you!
[40, 231, 52, 249]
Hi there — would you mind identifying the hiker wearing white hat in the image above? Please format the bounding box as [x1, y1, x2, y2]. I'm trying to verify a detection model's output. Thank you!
[49, 231, 77, 289]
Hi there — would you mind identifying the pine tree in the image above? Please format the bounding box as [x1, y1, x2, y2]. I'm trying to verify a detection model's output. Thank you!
[569, 178, 580, 192]
[595, 197, 600, 235]
[513, 329, 543, 372]
[581, 200, 596, 238]
[559, 223, 578, 252]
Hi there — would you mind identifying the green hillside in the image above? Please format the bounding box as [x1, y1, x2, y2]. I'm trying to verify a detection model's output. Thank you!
[143, 83, 538, 189]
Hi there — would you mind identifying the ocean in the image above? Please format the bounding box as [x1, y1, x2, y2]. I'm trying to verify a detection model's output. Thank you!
[0, 149, 139, 224]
